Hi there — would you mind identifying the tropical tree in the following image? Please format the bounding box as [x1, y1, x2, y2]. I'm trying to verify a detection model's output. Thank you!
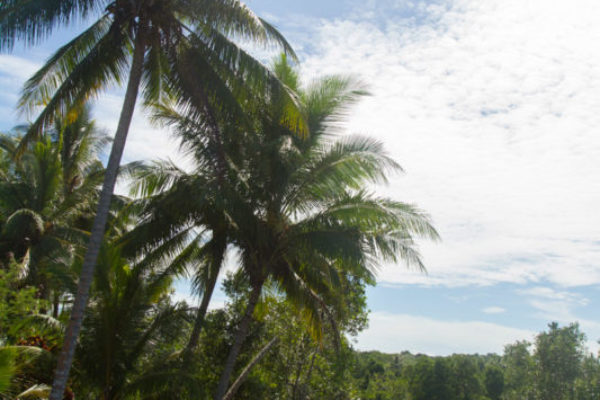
[503, 340, 535, 400]
[534, 322, 585, 400]
[72, 223, 192, 399]
[212, 57, 439, 399]
[121, 53, 304, 356]
[575, 353, 600, 400]
[0, 110, 106, 310]
[241, 291, 366, 399]
[0, 254, 59, 398]
[122, 55, 438, 399]
[484, 364, 505, 400]
[2, 1, 303, 396]
[123, 155, 231, 357]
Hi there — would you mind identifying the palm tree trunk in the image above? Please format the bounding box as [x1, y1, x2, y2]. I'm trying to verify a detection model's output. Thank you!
[214, 280, 263, 400]
[222, 335, 279, 400]
[185, 234, 227, 354]
[48, 32, 146, 400]
[185, 270, 218, 352]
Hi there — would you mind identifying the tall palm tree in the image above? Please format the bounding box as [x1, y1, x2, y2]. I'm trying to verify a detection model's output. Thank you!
[2, 1, 304, 397]
[122, 130, 236, 356]
[121, 56, 305, 356]
[213, 58, 439, 399]
[124, 56, 438, 399]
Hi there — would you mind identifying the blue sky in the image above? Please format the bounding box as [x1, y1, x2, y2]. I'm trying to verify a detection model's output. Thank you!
[2, 0, 600, 355]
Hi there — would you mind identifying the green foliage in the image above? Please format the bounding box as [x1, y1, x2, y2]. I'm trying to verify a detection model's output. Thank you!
[182, 278, 367, 400]
[574, 353, 600, 400]
[484, 365, 504, 400]
[344, 323, 597, 400]
[0, 261, 55, 397]
[0, 347, 15, 393]
[503, 340, 535, 399]
[72, 237, 192, 398]
[0, 259, 50, 342]
[0, 109, 106, 304]
[534, 322, 586, 400]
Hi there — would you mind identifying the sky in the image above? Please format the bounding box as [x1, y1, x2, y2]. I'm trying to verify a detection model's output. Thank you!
[2, 0, 600, 356]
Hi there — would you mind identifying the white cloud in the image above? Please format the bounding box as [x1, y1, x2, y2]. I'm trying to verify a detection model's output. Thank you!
[519, 286, 589, 305]
[0, 55, 42, 128]
[299, 0, 600, 287]
[514, 286, 600, 351]
[171, 290, 227, 311]
[172, 278, 227, 311]
[355, 312, 534, 355]
[0, 54, 40, 81]
[483, 306, 505, 314]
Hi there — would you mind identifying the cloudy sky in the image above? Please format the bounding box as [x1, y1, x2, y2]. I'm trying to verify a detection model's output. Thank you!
[2, 0, 600, 355]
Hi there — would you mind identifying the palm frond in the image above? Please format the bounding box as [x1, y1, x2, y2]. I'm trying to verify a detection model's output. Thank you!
[188, 0, 297, 60]
[183, 26, 307, 136]
[302, 75, 370, 135]
[126, 159, 187, 198]
[19, 14, 113, 117]
[18, 19, 130, 149]
[0, 0, 104, 50]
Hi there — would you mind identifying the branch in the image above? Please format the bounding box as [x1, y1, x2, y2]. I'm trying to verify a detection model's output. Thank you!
[222, 336, 279, 400]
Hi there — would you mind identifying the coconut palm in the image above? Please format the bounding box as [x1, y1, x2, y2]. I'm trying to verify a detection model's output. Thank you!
[124, 56, 438, 399]
[122, 131, 237, 356]
[0, 109, 106, 309]
[121, 59, 306, 356]
[212, 58, 439, 399]
[3, 1, 304, 396]
[73, 224, 192, 399]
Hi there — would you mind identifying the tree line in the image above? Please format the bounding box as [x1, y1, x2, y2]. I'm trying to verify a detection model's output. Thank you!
[353, 322, 600, 400]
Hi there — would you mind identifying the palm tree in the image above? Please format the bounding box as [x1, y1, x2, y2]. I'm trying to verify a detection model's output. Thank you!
[212, 58, 439, 399]
[124, 57, 438, 399]
[2, 1, 304, 396]
[122, 57, 310, 356]
[126, 161, 229, 356]
[73, 224, 192, 399]
[120, 102, 245, 356]
[0, 109, 106, 309]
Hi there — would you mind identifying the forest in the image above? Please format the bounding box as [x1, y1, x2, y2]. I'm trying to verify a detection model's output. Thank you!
[0, 0, 599, 399]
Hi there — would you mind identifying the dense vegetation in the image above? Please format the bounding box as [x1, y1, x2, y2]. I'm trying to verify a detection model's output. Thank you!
[352, 322, 600, 400]
[1, 0, 598, 399]
[2, 247, 599, 399]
